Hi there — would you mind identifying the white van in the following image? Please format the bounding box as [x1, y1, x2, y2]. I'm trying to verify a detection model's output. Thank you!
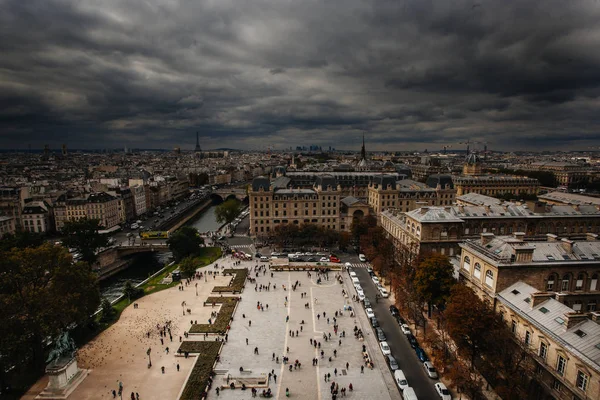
[351, 277, 360, 285]
[359, 254, 367, 262]
[402, 387, 418, 400]
[394, 370, 409, 391]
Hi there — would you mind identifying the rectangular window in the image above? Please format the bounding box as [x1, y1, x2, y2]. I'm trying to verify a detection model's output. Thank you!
[511, 320, 517, 334]
[546, 279, 554, 291]
[552, 379, 561, 391]
[556, 355, 566, 376]
[577, 371, 589, 391]
[576, 279, 583, 290]
[591, 279, 598, 291]
[539, 342, 547, 361]
[525, 331, 531, 346]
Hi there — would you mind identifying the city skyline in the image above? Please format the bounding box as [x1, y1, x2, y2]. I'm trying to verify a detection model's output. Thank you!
[1, 0, 600, 151]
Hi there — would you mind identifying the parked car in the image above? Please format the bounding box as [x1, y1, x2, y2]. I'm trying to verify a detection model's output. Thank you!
[376, 327, 386, 341]
[357, 292, 365, 301]
[365, 308, 375, 319]
[389, 305, 400, 316]
[349, 271, 357, 278]
[379, 341, 391, 356]
[372, 276, 380, 284]
[359, 253, 367, 262]
[345, 262, 352, 268]
[370, 317, 379, 328]
[415, 347, 428, 362]
[387, 354, 399, 371]
[407, 334, 418, 348]
[435, 382, 452, 400]
[363, 298, 371, 308]
[319, 257, 329, 262]
[400, 324, 411, 335]
[394, 370, 409, 391]
[379, 288, 389, 298]
[395, 315, 406, 325]
[329, 256, 341, 263]
[260, 256, 269, 261]
[423, 361, 438, 379]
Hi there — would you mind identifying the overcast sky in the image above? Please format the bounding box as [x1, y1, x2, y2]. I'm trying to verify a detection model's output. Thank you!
[1, 0, 600, 152]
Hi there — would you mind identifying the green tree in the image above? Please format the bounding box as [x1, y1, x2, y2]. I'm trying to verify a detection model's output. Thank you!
[123, 280, 142, 304]
[167, 226, 204, 261]
[61, 218, 109, 264]
[414, 254, 456, 317]
[0, 230, 46, 252]
[0, 243, 100, 374]
[445, 284, 500, 369]
[214, 199, 242, 226]
[179, 256, 198, 277]
[99, 298, 116, 323]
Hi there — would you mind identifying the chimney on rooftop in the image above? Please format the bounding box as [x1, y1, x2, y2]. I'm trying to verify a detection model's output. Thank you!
[533, 201, 547, 214]
[564, 312, 589, 330]
[587, 233, 598, 241]
[480, 232, 494, 245]
[530, 292, 555, 309]
[546, 233, 558, 242]
[561, 238, 574, 253]
[513, 232, 525, 241]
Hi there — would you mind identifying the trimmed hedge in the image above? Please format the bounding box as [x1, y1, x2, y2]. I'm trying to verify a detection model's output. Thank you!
[212, 268, 248, 293]
[189, 299, 238, 334]
[179, 341, 222, 400]
[204, 296, 239, 306]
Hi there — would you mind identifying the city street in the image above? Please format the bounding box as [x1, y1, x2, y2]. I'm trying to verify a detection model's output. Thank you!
[353, 268, 441, 399]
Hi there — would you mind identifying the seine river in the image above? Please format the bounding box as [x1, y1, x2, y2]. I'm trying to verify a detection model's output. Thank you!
[100, 205, 220, 302]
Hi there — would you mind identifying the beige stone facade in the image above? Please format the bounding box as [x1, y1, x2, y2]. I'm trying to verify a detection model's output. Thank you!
[249, 176, 368, 237]
[368, 176, 455, 218]
[497, 282, 600, 400]
[380, 202, 600, 257]
[453, 175, 540, 196]
[66, 192, 120, 229]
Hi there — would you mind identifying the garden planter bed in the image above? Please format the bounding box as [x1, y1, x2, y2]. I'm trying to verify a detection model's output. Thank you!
[189, 300, 238, 334]
[213, 268, 248, 293]
[179, 341, 222, 400]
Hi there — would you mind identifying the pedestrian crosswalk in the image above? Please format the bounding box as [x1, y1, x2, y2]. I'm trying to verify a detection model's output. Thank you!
[347, 263, 370, 269]
[232, 244, 254, 249]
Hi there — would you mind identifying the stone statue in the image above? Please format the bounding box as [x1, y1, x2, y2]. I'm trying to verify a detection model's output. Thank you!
[46, 331, 77, 365]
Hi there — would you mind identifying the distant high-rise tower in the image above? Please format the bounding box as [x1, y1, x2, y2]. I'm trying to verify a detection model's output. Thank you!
[43, 144, 50, 160]
[360, 133, 366, 161]
[195, 132, 202, 152]
[62, 144, 67, 156]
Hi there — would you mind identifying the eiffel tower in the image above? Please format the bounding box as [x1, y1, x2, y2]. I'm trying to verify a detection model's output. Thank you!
[195, 131, 202, 152]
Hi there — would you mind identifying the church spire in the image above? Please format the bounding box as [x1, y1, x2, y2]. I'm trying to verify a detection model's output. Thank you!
[360, 133, 366, 160]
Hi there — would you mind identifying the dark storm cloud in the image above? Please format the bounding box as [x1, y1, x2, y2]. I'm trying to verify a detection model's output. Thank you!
[1, 0, 600, 150]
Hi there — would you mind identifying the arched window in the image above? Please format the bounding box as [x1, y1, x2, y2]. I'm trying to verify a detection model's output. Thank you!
[474, 263, 482, 280]
[561, 274, 571, 292]
[546, 274, 556, 291]
[416, 226, 421, 237]
[463, 256, 471, 271]
[576, 273, 585, 291]
[590, 274, 598, 291]
[485, 270, 494, 287]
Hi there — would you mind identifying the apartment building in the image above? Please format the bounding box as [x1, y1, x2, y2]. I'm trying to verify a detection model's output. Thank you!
[21, 201, 51, 233]
[453, 175, 540, 197]
[458, 233, 600, 311]
[131, 185, 147, 216]
[381, 201, 600, 257]
[0, 216, 16, 238]
[65, 192, 120, 229]
[497, 282, 600, 400]
[0, 186, 30, 230]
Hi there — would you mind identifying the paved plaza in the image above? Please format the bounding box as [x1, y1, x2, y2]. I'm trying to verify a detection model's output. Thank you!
[23, 255, 399, 400]
[211, 262, 400, 400]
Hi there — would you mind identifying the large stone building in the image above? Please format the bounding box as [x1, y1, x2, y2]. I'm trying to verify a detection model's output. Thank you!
[21, 201, 51, 233]
[381, 201, 600, 257]
[248, 175, 368, 236]
[453, 174, 540, 197]
[538, 191, 600, 208]
[529, 161, 589, 186]
[498, 282, 600, 400]
[458, 233, 600, 311]
[0, 186, 30, 230]
[65, 192, 120, 229]
[367, 175, 455, 218]
[0, 215, 16, 238]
